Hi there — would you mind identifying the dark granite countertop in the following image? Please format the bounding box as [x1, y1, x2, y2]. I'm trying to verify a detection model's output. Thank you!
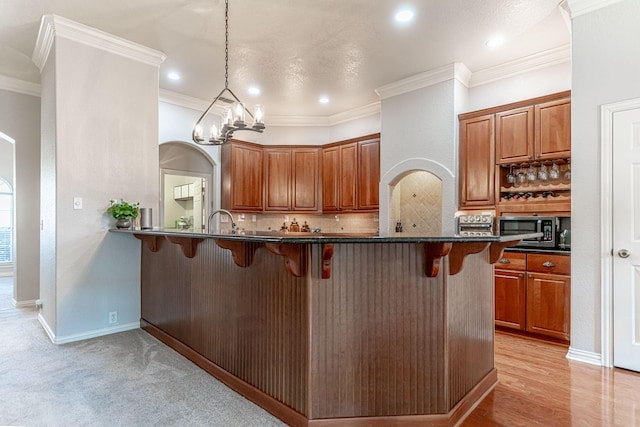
[110, 228, 542, 245]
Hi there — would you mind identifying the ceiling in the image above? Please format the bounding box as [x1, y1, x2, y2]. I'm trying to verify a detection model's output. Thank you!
[0, 0, 570, 119]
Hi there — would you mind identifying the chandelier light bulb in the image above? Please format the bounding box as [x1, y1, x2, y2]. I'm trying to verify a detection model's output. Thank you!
[209, 124, 219, 141]
[194, 124, 204, 141]
[253, 105, 264, 126]
[224, 107, 233, 126]
[234, 102, 246, 127]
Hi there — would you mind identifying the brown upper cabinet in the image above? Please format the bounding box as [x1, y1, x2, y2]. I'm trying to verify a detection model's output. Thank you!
[322, 134, 380, 213]
[357, 138, 381, 210]
[495, 106, 534, 164]
[264, 147, 292, 211]
[535, 98, 571, 161]
[221, 141, 264, 212]
[264, 147, 320, 212]
[459, 114, 496, 209]
[495, 93, 571, 165]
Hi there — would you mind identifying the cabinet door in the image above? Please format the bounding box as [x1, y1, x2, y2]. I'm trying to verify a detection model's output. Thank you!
[229, 143, 263, 211]
[459, 114, 495, 208]
[357, 138, 380, 210]
[535, 98, 571, 160]
[494, 269, 526, 330]
[264, 148, 292, 211]
[340, 143, 358, 211]
[526, 272, 571, 341]
[495, 106, 534, 164]
[322, 146, 340, 212]
[292, 148, 320, 211]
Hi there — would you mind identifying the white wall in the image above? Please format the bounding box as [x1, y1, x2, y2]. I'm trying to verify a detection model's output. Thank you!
[38, 19, 163, 343]
[379, 79, 459, 234]
[0, 88, 40, 303]
[466, 62, 572, 113]
[570, 0, 640, 356]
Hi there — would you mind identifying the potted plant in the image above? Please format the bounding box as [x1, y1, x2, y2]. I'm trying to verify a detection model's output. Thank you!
[107, 199, 140, 229]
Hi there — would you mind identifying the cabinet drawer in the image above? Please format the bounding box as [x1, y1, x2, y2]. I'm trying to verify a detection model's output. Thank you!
[527, 253, 570, 275]
[495, 252, 526, 270]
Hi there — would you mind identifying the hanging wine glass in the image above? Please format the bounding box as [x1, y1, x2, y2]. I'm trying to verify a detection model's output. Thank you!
[564, 158, 571, 181]
[538, 163, 549, 181]
[527, 163, 537, 182]
[549, 161, 560, 180]
[507, 165, 516, 184]
[517, 163, 527, 185]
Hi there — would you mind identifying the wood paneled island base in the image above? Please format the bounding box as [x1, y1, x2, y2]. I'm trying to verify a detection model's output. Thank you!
[123, 230, 526, 426]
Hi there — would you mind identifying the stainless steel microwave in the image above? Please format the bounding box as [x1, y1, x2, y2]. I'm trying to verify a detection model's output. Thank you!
[497, 216, 558, 248]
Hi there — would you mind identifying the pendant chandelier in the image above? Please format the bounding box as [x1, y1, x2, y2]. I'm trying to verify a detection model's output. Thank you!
[192, 0, 265, 145]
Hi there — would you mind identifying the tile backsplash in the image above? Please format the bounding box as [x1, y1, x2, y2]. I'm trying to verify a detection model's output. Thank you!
[230, 212, 379, 234]
[390, 171, 442, 235]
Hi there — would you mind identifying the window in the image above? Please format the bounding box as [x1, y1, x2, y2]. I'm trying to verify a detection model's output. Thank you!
[0, 178, 12, 263]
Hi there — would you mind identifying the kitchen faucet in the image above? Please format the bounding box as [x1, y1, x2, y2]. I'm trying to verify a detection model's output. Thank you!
[208, 209, 238, 234]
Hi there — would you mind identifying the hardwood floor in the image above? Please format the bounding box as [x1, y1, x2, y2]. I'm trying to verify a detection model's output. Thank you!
[463, 331, 640, 426]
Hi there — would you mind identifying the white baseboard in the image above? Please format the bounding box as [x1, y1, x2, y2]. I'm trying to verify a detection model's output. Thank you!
[14, 299, 36, 308]
[566, 346, 603, 366]
[0, 271, 13, 277]
[38, 317, 141, 345]
[38, 313, 56, 344]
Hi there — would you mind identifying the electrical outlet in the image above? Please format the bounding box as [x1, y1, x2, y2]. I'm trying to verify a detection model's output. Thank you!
[238, 214, 245, 222]
[252, 215, 257, 222]
[109, 311, 118, 324]
[284, 216, 289, 222]
[73, 197, 82, 210]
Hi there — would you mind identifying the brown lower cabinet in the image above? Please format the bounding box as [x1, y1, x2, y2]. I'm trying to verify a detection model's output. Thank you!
[494, 251, 570, 342]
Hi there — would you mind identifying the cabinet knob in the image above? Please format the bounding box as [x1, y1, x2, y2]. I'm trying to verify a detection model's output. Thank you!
[542, 261, 555, 268]
[498, 258, 511, 264]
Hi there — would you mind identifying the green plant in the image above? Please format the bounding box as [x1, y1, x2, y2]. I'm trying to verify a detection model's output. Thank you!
[107, 199, 140, 220]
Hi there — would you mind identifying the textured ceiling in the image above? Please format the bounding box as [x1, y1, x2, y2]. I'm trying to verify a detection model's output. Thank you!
[0, 0, 570, 118]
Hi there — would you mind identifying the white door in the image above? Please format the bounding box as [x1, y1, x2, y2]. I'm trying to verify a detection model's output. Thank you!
[613, 107, 640, 372]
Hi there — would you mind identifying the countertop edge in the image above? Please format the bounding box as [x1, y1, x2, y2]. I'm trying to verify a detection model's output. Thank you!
[109, 228, 541, 244]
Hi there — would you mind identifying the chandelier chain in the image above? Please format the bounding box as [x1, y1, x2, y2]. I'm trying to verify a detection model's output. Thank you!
[191, 0, 265, 145]
[224, 0, 229, 89]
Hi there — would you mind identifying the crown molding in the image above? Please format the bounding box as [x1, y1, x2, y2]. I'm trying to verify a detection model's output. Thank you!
[268, 103, 381, 127]
[159, 89, 228, 116]
[566, 0, 625, 17]
[454, 63, 472, 88]
[469, 44, 571, 87]
[0, 75, 41, 97]
[32, 16, 56, 71]
[375, 63, 461, 100]
[160, 88, 380, 127]
[32, 15, 166, 72]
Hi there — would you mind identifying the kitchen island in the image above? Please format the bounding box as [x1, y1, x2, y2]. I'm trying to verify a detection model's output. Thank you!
[112, 229, 532, 426]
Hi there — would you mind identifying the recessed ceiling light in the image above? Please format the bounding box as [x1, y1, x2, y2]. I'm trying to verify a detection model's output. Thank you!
[395, 9, 414, 23]
[167, 72, 181, 80]
[248, 86, 260, 95]
[319, 96, 330, 104]
[486, 36, 505, 48]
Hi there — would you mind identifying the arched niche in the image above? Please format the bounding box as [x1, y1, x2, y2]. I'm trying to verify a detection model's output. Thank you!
[159, 141, 217, 232]
[380, 158, 456, 235]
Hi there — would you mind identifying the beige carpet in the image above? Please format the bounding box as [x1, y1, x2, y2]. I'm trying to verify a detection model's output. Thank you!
[0, 278, 287, 427]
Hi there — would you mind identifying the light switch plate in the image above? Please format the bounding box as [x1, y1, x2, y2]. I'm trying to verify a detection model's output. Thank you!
[73, 197, 82, 210]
